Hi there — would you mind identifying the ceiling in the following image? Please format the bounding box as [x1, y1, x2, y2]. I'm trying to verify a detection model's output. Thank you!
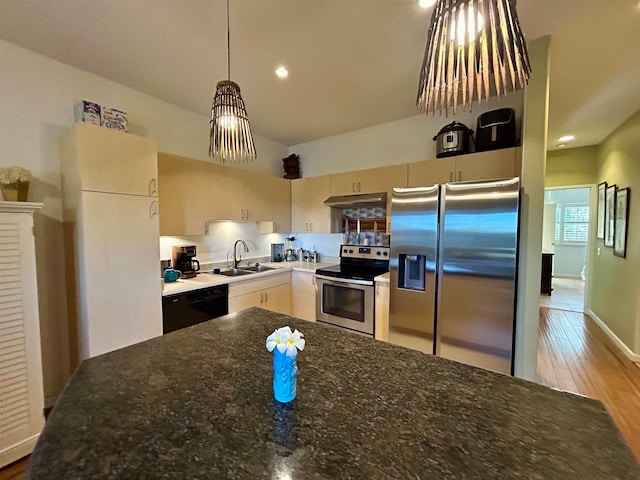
[1, 0, 639, 150]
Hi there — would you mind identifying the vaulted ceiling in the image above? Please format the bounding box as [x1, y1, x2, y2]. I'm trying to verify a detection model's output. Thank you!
[1, 0, 639, 150]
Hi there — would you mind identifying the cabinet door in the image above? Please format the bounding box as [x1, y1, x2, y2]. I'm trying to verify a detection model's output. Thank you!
[308, 175, 332, 233]
[75, 123, 158, 197]
[291, 178, 310, 233]
[0, 208, 45, 467]
[357, 164, 408, 193]
[160, 154, 216, 235]
[271, 177, 291, 233]
[330, 171, 358, 196]
[455, 148, 517, 182]
[264, 283, 291, 315]
[291, 271, 317, 322]
[228, 291, 262, 313]
[242, 170, 273, 222]
[80, 191, 162, 359]
[407, 158, 455, 186]
[374, 282, 390, 342]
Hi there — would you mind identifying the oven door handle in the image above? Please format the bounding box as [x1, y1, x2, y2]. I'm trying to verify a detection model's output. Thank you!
[314, 274, 373, 287]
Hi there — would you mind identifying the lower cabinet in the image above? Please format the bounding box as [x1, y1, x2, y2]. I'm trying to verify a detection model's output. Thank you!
[374, 281, 390, 342]
[228, 272, 291, 315]
[0, 203, 45, 468]
[291, 271, 317, 322]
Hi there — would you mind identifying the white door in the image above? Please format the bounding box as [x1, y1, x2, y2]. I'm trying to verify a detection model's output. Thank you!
[79, 191, 162, 359]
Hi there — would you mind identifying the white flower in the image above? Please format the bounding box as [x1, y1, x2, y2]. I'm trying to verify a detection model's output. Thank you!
[266, 327, 291, 354]
[266, 326, 305, 358]
[0, 166, 31, 185]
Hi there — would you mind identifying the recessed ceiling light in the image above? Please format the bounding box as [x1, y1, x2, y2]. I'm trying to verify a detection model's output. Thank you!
[418, 0, 436, 8]
[559, 135, 574, 142]
[275, 66, 289, 79]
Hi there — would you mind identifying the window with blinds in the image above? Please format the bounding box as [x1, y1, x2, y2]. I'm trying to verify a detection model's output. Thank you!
[555, 203, 590, 243]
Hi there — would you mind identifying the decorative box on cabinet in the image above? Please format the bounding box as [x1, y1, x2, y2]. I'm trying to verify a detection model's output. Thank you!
[0, 202, 45, 468]
[60, 125, 163, 361]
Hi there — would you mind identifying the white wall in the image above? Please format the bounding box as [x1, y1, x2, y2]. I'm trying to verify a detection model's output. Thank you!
[0, 40, 288, 403]
[290, 92, 524, 177]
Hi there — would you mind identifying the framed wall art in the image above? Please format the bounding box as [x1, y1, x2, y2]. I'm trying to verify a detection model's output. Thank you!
[614, 188, 630, 258]
[604, 184, 616, 247]
[597, 181, 607, 239]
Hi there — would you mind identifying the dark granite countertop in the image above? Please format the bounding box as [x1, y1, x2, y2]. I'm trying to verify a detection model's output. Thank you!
[28, 307, 639, 479]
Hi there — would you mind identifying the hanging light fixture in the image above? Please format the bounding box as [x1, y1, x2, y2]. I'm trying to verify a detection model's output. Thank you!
[417, 0, 531, 115]
[209, 0, 256, 163]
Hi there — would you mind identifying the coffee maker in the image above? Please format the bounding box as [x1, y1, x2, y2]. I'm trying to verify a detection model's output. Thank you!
[172, 245, 200, 279]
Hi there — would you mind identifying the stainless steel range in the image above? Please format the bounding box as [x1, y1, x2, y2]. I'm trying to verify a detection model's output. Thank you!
[315, 245, 390, 336]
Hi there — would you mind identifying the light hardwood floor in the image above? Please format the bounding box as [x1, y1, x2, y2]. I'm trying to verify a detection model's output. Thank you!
[0, 457, 27, 480]
[537, 307, 640, 462]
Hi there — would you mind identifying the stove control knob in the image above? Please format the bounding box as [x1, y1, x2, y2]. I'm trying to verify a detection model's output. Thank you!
[383, 251, 388, 256]
[343, 248, 348, 253]
[349, 249, 354, 254]
[376, 251, 381, 256]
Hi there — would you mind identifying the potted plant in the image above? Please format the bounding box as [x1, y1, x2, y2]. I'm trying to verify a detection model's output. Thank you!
[0, 166, 32, 202]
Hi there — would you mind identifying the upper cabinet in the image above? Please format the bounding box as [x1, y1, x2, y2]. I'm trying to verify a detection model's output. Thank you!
[407, 147, 521, 187]
[157, 154, 291, 236]
[330, 164, 408, 195]
[291, 175, 333, 233]
[65, 123, 158, 197]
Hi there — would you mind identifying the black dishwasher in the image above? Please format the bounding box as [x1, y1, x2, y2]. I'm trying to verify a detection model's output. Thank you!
[162, 284, 229, 334]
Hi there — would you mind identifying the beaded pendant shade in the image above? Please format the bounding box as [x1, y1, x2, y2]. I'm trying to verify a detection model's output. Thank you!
[209, 0, 256, 164]
[417, 0, 531, 115]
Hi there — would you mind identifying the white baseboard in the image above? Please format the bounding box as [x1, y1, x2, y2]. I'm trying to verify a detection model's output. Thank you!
[0, 433, 39, 468]
[588, 309, 640, 363]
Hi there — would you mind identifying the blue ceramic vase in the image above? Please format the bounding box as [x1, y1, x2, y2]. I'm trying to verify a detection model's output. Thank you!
[273, 349, 297, 403]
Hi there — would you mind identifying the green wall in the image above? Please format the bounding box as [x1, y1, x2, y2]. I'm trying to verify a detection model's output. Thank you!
[589, 109, 640, 354]
[546, 146, 598, 187]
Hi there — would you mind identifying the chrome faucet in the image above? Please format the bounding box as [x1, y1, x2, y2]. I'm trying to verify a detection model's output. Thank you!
[233, 239, 249, 268]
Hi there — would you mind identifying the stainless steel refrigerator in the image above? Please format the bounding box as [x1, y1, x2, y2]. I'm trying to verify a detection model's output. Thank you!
[389, 178, 520, 375]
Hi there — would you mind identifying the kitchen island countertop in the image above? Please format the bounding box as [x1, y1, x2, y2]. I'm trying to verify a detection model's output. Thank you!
[27, 308, 639, 479]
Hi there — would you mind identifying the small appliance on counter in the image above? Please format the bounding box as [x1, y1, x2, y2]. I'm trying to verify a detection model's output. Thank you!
[271, 243, 284, 262]
[171, 245, 200, 279]
[433, 121, 473, 158]
[475, 108, 516, 152]
[285, 236, 297, 262]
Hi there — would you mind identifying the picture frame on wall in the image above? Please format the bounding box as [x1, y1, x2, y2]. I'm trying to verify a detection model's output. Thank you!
[604, 184, 616, 247]
[597, 182, 607, 239]
[614, 188, 630, 258]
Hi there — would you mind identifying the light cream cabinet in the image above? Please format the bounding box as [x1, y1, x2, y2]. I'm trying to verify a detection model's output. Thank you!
[291, 175, 332, 233]
[228, 272, 291, 315]
[158, 154, 291, 235]
[66, 123, 158, 197]
[407, 147, 520, 187]
[374, 281, 390, 342]
[61, 125, 162, 361]
[291, 270, 317, 322]
[0, 202, 45, 468]
[330, 164, 408, 195]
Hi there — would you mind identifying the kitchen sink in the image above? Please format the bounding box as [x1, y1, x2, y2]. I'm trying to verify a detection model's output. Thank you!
[242, 265, 278, 272]
[217, 268, 255, 277]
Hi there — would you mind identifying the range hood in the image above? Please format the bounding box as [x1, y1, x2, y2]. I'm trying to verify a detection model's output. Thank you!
[323, 192, 387, 209]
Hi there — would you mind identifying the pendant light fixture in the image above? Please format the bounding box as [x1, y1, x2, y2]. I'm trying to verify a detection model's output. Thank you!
[209, 0, 256, 163]
[417, 0, 531, 115]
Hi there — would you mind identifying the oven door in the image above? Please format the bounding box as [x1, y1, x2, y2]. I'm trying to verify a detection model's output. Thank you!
[315, 275, 374, 336]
